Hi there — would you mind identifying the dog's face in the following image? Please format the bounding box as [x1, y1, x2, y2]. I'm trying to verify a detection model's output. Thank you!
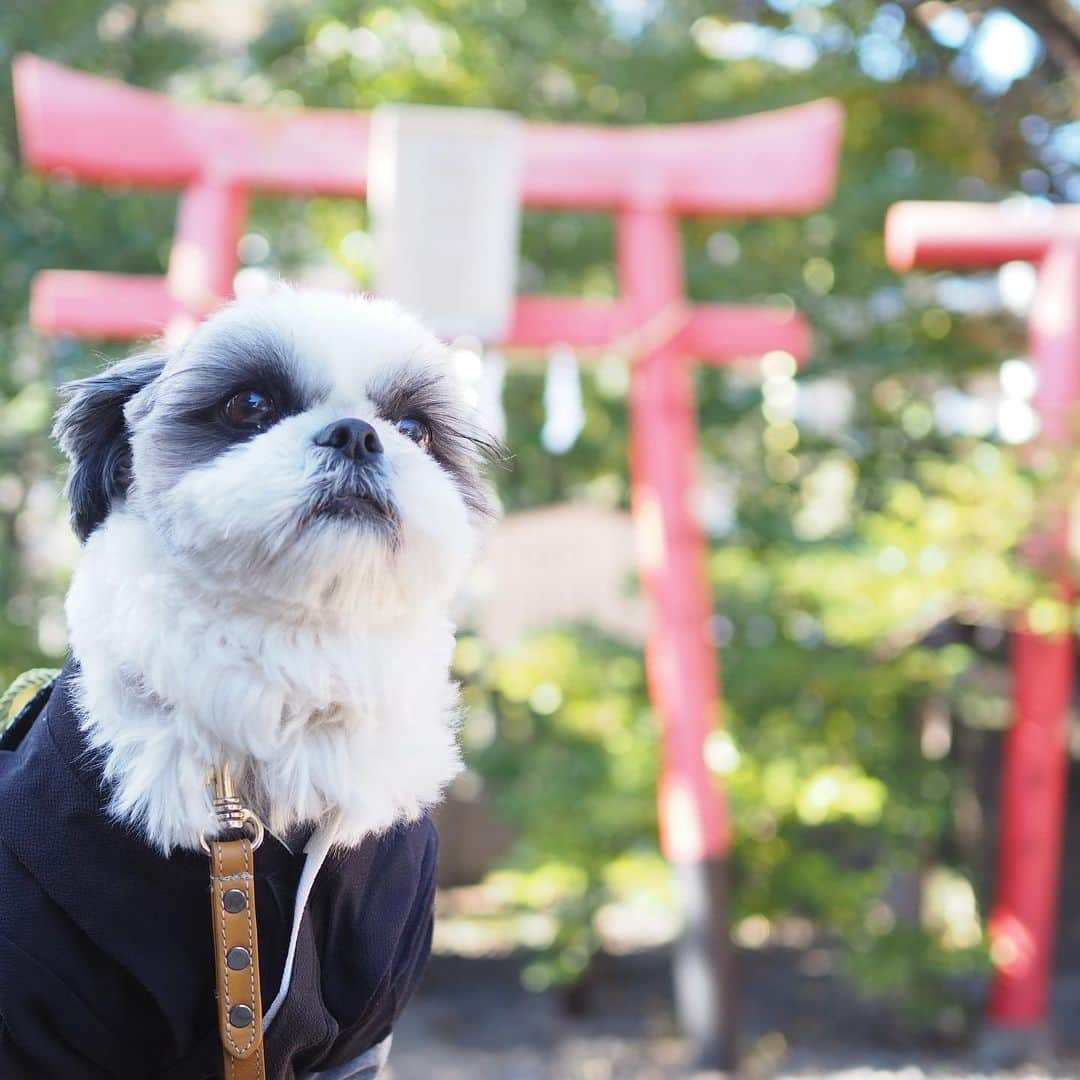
[54, 288, 500, 622]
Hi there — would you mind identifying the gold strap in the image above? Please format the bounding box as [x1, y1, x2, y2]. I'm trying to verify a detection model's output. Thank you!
[0, 667, 61, 730]
[205, 767, 266, 1080]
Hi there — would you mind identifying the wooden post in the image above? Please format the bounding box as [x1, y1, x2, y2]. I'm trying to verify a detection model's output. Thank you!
[619, 204, 735, 1070]
[987, 242, 1080, 1053]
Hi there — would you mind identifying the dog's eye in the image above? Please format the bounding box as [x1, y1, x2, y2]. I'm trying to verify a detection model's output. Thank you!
[396, 417, 431, 448]
[223, 390, 275, 428]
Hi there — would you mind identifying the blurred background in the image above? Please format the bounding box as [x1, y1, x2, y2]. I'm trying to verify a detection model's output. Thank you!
[4, 1, 1080, 1077]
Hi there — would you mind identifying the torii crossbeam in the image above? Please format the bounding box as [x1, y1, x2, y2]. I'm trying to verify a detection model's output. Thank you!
[15, 54, 843, 1069]
[888, 201, 1080, 1058]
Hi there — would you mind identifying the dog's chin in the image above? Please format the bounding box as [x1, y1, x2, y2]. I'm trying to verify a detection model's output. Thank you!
[221, 531, 407, 621]
[175, 509, 445, 626]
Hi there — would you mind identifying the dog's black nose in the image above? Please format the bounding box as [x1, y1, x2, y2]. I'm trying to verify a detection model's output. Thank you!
[313, 418, 383, 461]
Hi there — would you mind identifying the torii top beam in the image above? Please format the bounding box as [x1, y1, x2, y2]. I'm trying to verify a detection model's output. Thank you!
[14, 54, 842, 362]
[886, 201, 1080, 271]
[16, 54, 840, 215]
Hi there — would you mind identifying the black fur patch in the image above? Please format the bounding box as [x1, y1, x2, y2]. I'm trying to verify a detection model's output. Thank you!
[52, 353, 166, 541]
[145, 327, 313, 475]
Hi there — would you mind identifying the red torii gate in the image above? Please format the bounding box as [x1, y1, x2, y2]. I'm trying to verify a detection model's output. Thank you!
[887, 202, 1080, 1056]
[15, 54, 843, 1068]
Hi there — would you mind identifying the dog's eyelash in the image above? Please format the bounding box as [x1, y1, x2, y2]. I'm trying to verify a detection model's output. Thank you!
[437, 423, 508, 465]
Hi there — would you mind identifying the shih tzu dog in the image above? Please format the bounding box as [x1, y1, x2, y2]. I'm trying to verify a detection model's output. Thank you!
[0, 286, 500, 1079]
[65, 286, 497, 853]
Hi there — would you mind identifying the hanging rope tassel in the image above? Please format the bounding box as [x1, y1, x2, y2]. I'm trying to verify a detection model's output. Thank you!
[541, 345, 585, 455]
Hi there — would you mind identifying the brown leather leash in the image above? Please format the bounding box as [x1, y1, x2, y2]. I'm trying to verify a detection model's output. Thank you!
[202, 765, 267, 1080]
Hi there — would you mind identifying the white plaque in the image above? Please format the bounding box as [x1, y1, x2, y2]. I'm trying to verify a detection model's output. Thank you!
[368, 104, 523, 342]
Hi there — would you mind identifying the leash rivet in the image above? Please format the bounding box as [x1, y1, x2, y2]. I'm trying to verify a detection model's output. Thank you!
[229, 1003, 254, 1029]
[222, 888, 247, 913]
[226, 946, 252, 971]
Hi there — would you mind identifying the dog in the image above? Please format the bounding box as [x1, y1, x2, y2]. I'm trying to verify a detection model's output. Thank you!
[0, 286, 501, 1078]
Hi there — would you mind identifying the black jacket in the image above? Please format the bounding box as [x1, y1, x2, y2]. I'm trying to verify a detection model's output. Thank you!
[0, 664, 437, 1078]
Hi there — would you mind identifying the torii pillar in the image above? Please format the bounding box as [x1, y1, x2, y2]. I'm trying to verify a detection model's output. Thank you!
[887, 202, 1080, 1058]
[14, 55, 844, 1070]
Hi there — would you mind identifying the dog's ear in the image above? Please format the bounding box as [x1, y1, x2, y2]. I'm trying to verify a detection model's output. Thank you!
[53, 351, 166, 541]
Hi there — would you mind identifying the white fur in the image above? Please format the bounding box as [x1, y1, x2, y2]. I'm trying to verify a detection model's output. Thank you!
[62, 289, 494, 853]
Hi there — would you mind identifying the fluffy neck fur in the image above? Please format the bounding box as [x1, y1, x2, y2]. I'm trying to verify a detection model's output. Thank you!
[65, 511, 463, 853]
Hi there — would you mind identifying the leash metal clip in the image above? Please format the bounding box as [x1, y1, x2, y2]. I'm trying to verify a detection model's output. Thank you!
[199, 762, 265, 854]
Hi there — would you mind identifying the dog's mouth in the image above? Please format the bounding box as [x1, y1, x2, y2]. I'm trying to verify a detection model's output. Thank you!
[316, 489, 397, 523]
[300, 467, 399, 533]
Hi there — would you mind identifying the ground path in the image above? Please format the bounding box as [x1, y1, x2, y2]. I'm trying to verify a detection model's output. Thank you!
[388, 950, 1080, 1079]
